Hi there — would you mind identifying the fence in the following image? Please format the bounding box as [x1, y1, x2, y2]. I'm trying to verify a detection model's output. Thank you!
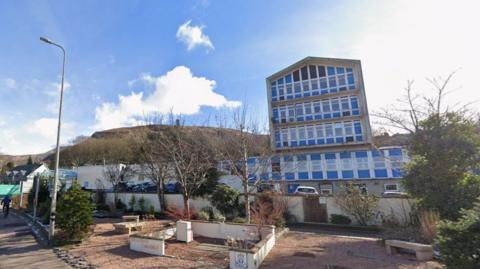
[105, 192, 414, 226]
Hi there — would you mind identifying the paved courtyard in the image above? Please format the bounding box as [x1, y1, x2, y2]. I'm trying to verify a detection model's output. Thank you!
[261, 231, 443, 269]
[0, 210, 70, 269]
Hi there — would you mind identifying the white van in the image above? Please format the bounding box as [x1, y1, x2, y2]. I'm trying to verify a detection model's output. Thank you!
[294, 186, 319, 195]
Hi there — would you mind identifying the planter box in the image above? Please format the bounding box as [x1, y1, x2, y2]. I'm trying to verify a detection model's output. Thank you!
[129, 228, 176, 256]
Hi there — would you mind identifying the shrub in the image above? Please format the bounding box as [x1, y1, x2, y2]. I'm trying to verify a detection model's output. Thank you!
[197, 210, 210, 221]
[334, 184, 379, 226]
[436, 200, 480, 269]
[148, 205, 155, 216]
[96, 204, 110, 211]
[138, 197, 146, 213]
[37, 199, 51, 224]
[115, 199, 126, 210]
[213, 212, 225, 222]
[251, 192, 287, 238]
[165, 205, 197, 220]
[210, 185, 241, 219]
[56, 183, 94, 240]
[200, 206, 215, 220]
[232, 217, 246, 223]
[128, 195, 136, 212]
[330, 214, 352, 225]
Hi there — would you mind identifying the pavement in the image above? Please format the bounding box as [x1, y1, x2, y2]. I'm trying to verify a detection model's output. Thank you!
[0, 209, 71, 269]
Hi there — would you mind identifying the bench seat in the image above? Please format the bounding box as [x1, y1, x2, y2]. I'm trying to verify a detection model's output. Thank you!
[385, 239, 433, 261]
[113, 221, 145, 235]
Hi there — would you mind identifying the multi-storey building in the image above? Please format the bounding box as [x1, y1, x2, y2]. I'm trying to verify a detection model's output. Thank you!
[256, 56, 407, 195]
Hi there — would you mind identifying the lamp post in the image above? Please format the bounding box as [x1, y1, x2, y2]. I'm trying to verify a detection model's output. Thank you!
[40, 36, 66, 242]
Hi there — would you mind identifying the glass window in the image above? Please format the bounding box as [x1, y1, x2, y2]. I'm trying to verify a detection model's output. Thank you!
[351, 96, 359, 109]
[356, 156, 369, 169]
[325, 154, 337, 170]
[311, 79, 319, 90]
[294, 82, 301, 94]
[341, 97, 350, 110]
[328, 76, 337, 88]
[315, 124, 324, 139]
[327, 66, 336, 76]
[309, 65, 318, 79]
[320, 184, 333, 195]
[344, 121, 353, 135]
[336, 67, 345, 74]
[289, 127, 297, 141]
[283, 155, 295, 173]
[334, 123, 344, 137]
[331, 98, 340, 112]
[313, 101, 321, 114]
[319, 77, 328, 89]
[302, 81, 310, 93]
[295, 103, 304, 116]
[322, 100, 331, 112]
[373, 151, 386, 168]
[287, 105, 295, 122]
[286, 84, 293, 95]
[338, 74, 346, 87]
[301, 66, 309, 80]
[311, 154, 322, 171]
[306, 125, 315, 139]
[297, 155, 308, 172]
[293, 70, 300, 82]
[280, 107, 287, 123]
[384, 184, 399, 192]
[304, 102, 312, 116]
[281, 128, 289, 146]
[298, 126, 306, 140]
[277, 77, 284, 85]
[347, 73, 355, 85]
[318, 66, 326, 77]
[325, 123, 334, 138]
[285, 74, 292, 84]
[342, 158, 353, 170]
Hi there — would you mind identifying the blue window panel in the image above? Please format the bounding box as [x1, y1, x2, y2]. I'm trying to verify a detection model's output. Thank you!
[314, 115, 322, 120]
[389, 149, 402, 156]
[247, 158, 256, 165]
[324, 113, 332, 119]
[303, 93, 311, 97]
[327, 171, 338, 179]
[291, 141, 298, 147]
[372, 150, 383, 157]
[297, 154, 307, 161]
[285, 74, 292, 83]
[260, 173, 269, 181]
[271, 91, 277, 97]
[329, 88, 338, 94]
[340, 152, 351, 159]
[248, 174, 257, 181]
[295, 94, 302, 98]
[333, 112, 341, 118]
[298, 172, 309, 180]
[358, 170, 370, 178]
[272, 96, 278, 102]
[392, 169, 403, 177]
[312, 171, 323, 179]
[272, 172, 282, 180]
[351, 98, 359, 109]
[283, 155, 293, 162]
[311, 154, 321, 160]
[287, 184, 300, 194]
[305, 115, 313, 121]
[312, 91, 319, 96]
[277, 78, 284, 85]
[355, 151, 368, 158]
[321, 89, 329, 95]
[354, 122, 362, 134]
[287, 96, 294, 100]
[317, 139, 325, 145]
[336, 67, 345, 74]
[327, 66, 336, 75]
[275, 142, 281, 148]
[348, 85, 356, 90]
[299, 141, 307, 146]
[342, 170, 354, 179]
[374, 169, 388, 178]
[352, 110, 360, 115]
[297, 117, 304, 122]
[271, 81, 277, 86]
[326, 138, 335, 144]
[356, 135, 363, 141]
[347, 73, 354, 84]
[285, 173, 295, 180]
[308, 140, 316, 145]
[325, 153, 336, 160]
[336, 137, 344, 143]
[346, 68, 353, 73]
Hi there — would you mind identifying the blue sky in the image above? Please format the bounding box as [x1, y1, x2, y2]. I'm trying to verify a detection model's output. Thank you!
[0, 0, 479, 155]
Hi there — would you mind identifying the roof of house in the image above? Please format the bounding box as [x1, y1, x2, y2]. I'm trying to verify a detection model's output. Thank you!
[10, 163, 44, 176]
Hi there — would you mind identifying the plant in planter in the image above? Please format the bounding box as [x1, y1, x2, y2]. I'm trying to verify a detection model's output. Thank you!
[330, 214, 352, 225]
[334, 183, 379, 226]
[128, 195, 136, 212]
[138, 197, 146, 214]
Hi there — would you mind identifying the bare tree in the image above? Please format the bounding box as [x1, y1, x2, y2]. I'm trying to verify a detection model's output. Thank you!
[155, 123, 216, 218]
[214, 105, 272, 223]
[103, 164, 134, 204]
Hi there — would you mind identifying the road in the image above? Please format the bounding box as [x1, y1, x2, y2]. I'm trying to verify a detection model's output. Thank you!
[0, 209, 70, 269]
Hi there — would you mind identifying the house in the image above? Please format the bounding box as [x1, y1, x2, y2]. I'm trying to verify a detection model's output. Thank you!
[3, 163, 49, 194]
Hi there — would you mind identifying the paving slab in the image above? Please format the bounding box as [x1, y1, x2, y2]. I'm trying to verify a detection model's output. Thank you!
[0, 209, 71, 269]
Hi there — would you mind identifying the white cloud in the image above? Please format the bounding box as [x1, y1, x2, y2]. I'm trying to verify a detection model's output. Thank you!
[176, 20, 214, 51]
[94, 66, 241, 130]
[46, 80, 71, 113]
[1, 78, 16, 90]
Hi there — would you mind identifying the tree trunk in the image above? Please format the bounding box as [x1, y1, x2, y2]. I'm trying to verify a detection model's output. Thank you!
[183, 194, 190, 219]
[244, 183, 250, 223]
[156, 178, 167, 212]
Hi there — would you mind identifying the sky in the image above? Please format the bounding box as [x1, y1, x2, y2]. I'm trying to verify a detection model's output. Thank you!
[0, 0, 479, 155]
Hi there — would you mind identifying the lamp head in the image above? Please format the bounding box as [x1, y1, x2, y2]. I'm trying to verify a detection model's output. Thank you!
[40, 36, 53, 44]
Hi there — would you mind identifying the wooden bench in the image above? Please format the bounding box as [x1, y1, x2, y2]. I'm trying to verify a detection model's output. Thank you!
[385, 240, 433, 261]
[122, 215, 140, 223]
[113, 222, 145, 235]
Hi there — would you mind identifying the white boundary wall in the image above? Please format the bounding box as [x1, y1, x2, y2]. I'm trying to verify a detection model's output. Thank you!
[106, 193, 413, 225]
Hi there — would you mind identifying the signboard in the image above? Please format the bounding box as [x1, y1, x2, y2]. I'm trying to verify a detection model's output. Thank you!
[319, 197, 327, 204]
[234, 252, 248, 268]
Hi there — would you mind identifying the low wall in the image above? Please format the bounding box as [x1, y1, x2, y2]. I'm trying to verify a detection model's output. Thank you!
[228, 226, 276, 269]
[190, 221, 274, 241]
[105, 193, 212, 212]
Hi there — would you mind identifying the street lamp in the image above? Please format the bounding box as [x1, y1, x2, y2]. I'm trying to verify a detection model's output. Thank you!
[40, 36, 66, 242]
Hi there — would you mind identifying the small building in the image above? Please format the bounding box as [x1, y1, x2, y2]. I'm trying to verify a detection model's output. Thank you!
[2, 163, 49, 194]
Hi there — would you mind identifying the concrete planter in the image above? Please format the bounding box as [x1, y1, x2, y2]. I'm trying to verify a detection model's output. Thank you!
[129, 228, 176, 256]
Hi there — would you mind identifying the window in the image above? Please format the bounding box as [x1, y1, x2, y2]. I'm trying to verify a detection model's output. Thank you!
[341, 153, 353, 170]
[325, 154, 337, 170]
[280, 107, 287, 123]
[309, 65, 317, 78]
[298, 126, 306, 144]
[297, 155, 308, 179]
[283, 155, 295, 180]
[289, 127, 297, 146]
[271, 156, 281, 180]
[316, 124, 325, 143]
[287, 105, 295, 122]
[294, 82, 302, 96]
[313, 101, 322, 119]
[322, 100, 331, 117]
[373, 151, 386, 168]
[285, 74, 292, 84]
[306, 125, 315, 140]
[355, 151, 369, 169]
[325, 123, 334, 138]
[304, 102, 312, 120]
[293, 70, 300, 82]
[302, 81, 310, 95]
[341, 97, 351, 116]
[281, 128, 289, 147]
[334, 123, 344, 137]
[384, 183, 399, 192]
[318, 65, 326, 77]
[319, 184, 333, 195]
[311, 154, 322, 171]
[319, 77, 328, 90]
[301, 66, 309, 80]
[328, 76, 337, 89]
[278, 85, 284, 100]
[295, 103, 304, 120]
[327, 66, 336, 76]
[331, 98, 340, 117]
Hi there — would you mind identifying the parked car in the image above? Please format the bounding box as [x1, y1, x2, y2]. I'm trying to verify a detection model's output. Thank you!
[294, 186, 319, 195]
[132, 182, 155, 192]
[382, 191, 408, 198]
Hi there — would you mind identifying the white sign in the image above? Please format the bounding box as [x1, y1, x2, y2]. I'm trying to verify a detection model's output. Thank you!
[319, 197, 327, 204]
[234, 252, 248, 268]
